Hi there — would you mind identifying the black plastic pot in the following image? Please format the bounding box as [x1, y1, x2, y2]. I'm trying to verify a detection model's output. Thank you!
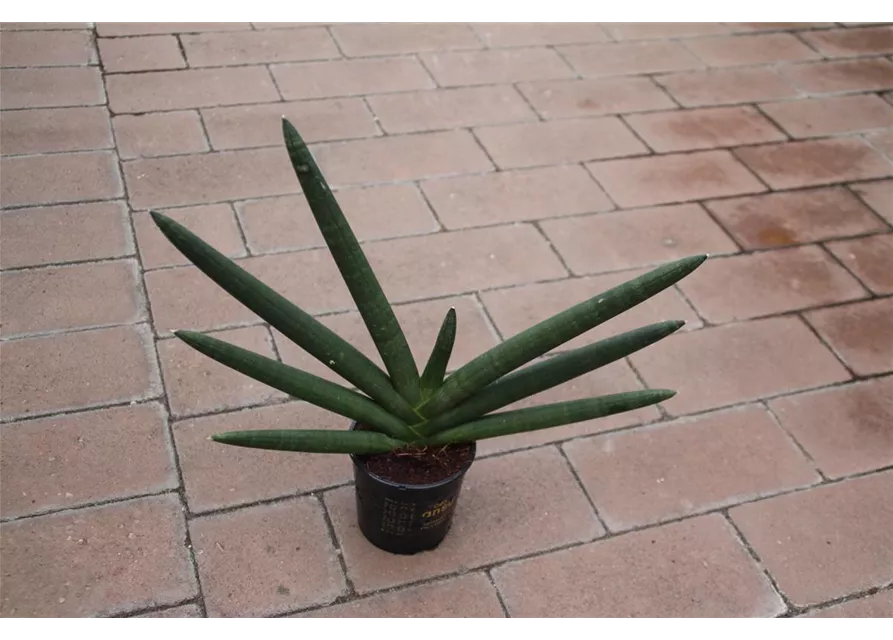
[349, 423, 476, 555]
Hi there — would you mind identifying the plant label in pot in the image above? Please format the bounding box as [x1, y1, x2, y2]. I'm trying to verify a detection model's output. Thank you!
[149, 117, 707, 554]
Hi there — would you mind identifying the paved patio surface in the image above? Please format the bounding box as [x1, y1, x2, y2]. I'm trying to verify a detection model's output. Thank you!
[1, 22, 892, 618]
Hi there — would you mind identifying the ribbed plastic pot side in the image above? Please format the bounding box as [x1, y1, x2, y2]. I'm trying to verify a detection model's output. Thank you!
[349, 422, 476, 555]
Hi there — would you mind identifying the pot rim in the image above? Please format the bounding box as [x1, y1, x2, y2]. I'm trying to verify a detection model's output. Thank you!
[348, 421, 476, 490]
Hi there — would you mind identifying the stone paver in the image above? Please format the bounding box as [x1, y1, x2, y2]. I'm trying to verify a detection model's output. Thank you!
[3, 22, 891, 619]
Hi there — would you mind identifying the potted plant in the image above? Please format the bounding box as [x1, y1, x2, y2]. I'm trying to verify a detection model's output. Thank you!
[150, 118, 706, 555]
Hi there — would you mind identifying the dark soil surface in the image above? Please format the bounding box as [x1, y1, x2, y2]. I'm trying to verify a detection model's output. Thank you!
[356, 425, 474, 485]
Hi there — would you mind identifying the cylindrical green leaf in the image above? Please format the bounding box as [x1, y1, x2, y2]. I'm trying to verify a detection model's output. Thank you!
[212, 429, 405, 454]
[418, 255, 706, 417]
[175, 330, 418, 441]
[282, 118, 421, 404]
[421, 390, 676, 445]
[149, 211, 419, 425]
[418, 320, 684, 436]
[419, 307, 457, 399]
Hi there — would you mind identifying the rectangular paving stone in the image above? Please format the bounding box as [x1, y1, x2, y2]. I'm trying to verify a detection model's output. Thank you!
[0, 403, 177, 519]
[158, 326, 285, 418]
[625, 106, 786, 152]
[492, 514, 784, 617]
[730, 470, 893, 607]
[1, 325, 160, 420]
[587, 150, 766, 208]
[419, 48, 574, 86]
[472, 22, 609, 47]
[0, 29, 94, 66]
[124, 148, 298, 210]
[301, 573, 505, 618]
[106, 67, 279, 113]
[735, 138, 893, 189]
[657, 67, 798, 106]
[189, 497, 346, 617]
[517, 76, 676, 120]
[114, 111, 209, 159]
[782, 59, 893, 94]
[603, 22, 729, 40]
[326, 447, 603, 594]
[97, 35, 186, 72]
[705, 187, 886, 249]
[1, 151, 122, 208]
[367, 86, 536, 134]
[175, 402, 353, 514]
[0, 494, 198, 617]
[0, 201, 131, 269]
[310, 131, 493, 186]
[202, 98, 378, 150]
[827, 234, 893, 294]
[331, 23, 480, 57]
[271, 57, 435, 100]
[0, 67, 104, 108]
[1, 260, 145, 337]
[97, 23, 251, 36]
[800, 26, 893, 57]
[851, 179, 893, 224]
[475, 117, 646, 169]
[677, 245, 867, 324]
[137, 603, 203, 618]
[770, 376, 893, 480]
[805, 298, 893, 376]
[682, 33, 819, 67]
[181, 27, 339, 66]
[2, 23, 92, 31]
[563, 405, 819, 530]
[630, 316, 851, 416]
[236, 184, 436, 254]
[760, 95, 893, 138]
[421, 165, 612, 229]
[0, 106, 112, 155]
[541, 204, 738, 275]
[557, 41, 703, 77]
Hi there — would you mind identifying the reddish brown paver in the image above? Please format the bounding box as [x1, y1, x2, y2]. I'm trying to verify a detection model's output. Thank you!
[805, 297, 893, 375]
[760, 94, 893, 139]
[4, 23, 892, 618]
[630, 316, 851, 416]
[769, 376, 893, 479]
[0, 403, 177, 519]
[189, 496, 346, 617]
[491, 515, 784, 617]
[114, 111, 209, 159]
[563, 405, 820, 530]
[517, 76, 675, 119]
[681, 33, 819, 67]
[541, 204, 739, 274]
[422, 165, 611, 229]
[97, 35, 186, 73]
[705, 187, 886, 249]
[0, 495, 198, 617]
[676, 245, 867, 323]
[1, 259, 145, 336]
[827, 233, 893, 294]
[0, 106, 113, 155]
[730, 471, 893, 607]
[0, 201, 131, 269]
[625, 106, 786, 152]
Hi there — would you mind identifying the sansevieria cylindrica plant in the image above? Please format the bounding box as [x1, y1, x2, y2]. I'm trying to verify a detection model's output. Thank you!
[150, 118, 707, 455]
